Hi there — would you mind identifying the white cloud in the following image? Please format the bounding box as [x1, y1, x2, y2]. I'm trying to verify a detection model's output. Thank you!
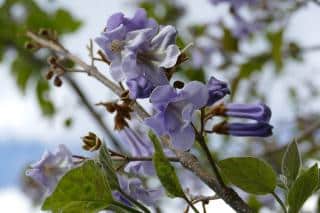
[0, 188, 40, 213]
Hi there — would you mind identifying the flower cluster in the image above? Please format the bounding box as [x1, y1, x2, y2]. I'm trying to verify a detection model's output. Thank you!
[96, 9, 180, 99]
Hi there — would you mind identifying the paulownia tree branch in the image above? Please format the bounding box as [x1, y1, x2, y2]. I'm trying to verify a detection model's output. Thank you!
[26, 31, 252, 213]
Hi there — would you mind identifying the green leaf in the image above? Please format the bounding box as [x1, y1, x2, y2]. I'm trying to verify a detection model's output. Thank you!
[42, 160, 113, 213]
[52, 9, 82, 33]
[267, 29, 284, 71]
[222, 27, 238, 52]
[238, 53, 270, 79]
[281, 140, 301, 186]
[98, 143, 120, 190]
[288, 164, 319, 213]
[36, 79, 55, 116]
[149, 131, 185, 198]
[11, 56, 34, 92]
[218, 157, 277, 195]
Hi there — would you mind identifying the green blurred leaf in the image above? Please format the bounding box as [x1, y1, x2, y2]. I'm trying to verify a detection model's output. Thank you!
[282, 140, 301, 186]
[36, 79, 55, 116]
[149, 131, 185, 198]
[288, 164, 319, 213]
[98, 143, 120, 190]
[42, 160, 113, 213]
[222, 27, 238, 52]
[180, 67, 206, 82]
[239, 53, 270, 79]
[247, 195, 262, 213]
[52, 9, 82, 33]
[11, 56, 34, 92]
[218, 157, 277, 195]
[267, 29, 284, 71]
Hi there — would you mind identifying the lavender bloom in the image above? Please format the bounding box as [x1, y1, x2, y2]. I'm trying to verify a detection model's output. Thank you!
[220, 103, 271, 122]
[213, 121, 273, 137]
[113, 175, 162, 207]
[25, 144, 73, 193]
[96, 9, 181, 99]
[120, 127, 155, 176]
[145, 81, 209, 150]
[206, 77, 230, 106]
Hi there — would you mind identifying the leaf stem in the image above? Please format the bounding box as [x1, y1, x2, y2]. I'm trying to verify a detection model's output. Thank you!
[119, 188, 151, 213]
[111, 200, 143, 213]
[271, 191, 287, 213]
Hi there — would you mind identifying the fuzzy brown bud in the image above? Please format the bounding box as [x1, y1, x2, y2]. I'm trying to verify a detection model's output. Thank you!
[47, 56, 57, 65]
[173, 80, 185, 89]
[53, 77, 62, 87]
[45, 70, 54, 80]
[82, 132, 102, 151]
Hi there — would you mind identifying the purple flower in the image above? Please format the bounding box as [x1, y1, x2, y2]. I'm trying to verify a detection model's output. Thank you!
[219, 103, 271, 122]
[145, 81, 209, 150]
[213, 121, 273, 137]
[113, 175, 162, 207]
[25, 144, 74, 193]
[206, 77, 230, 106]
[96, 9, 181, 99]
[120, 127, 155, 176]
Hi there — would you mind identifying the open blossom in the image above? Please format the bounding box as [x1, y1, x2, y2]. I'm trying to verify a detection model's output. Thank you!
[25, 144, 74, 193]
[120, 127, 155, 176]
[96, 9, 180, 99]
[145, 81, 209, 150]
[113, 175, 162, 207]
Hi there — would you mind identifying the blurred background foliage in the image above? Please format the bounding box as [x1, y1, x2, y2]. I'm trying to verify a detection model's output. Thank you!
[1, 0, 320, 211]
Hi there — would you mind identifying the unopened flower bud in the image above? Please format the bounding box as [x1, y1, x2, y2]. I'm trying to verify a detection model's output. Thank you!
[82, 132, 102, 151]
[173, 80, 184, 89]
[45, 70, 54, 80]
[54, 77, 62, 87]
[47, 56, 57, 65]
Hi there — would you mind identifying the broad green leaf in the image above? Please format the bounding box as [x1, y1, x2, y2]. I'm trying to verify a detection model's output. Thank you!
[218, 157, 277, 195]
[42, 160, 113, 213]
[281, 140, 301, 186]
[107, 201, 142, 213]
[98, 143, 120, 190]
[288, 164, 319, 213]
[149, 131, 185, 198]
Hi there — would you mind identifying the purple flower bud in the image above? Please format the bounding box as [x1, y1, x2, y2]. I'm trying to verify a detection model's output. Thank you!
[222, 103, 271, 122]
[25, 144, 74, 193]
[206, 77, 230, 106]
[213, 121, 273, 137]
